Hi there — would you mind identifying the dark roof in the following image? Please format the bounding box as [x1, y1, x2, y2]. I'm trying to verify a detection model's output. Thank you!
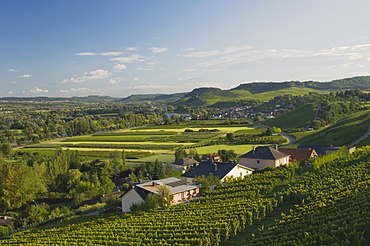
[173, 157, 199, 166]
[81, 191, 124, 206]
[181, 161, 251, 179]
[278, 147, 318, 161]
[238, 146, 290, 160]
[297, 145, 331, 156]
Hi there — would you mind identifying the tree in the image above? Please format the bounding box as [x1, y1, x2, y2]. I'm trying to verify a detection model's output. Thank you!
[157, 184, 173, 208]
[152, 159, 164, 180]
[174, 148, 187, 161]
[226, 133, 235, 142]
[193, 174, 220, 196]
[1, 143, 11, 156]
[218, 149, 237, 162]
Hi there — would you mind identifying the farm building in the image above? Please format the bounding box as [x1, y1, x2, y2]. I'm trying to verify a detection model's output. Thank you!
[172, 157, 200, 172]
[238, 146, 290, 170]
[278, 147, 318, 162]
[120, 177, 199, 212]
[181, 161, 254, 183]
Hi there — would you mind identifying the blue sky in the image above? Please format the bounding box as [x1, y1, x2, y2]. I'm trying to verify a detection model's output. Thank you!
[2, 0, 370, 97]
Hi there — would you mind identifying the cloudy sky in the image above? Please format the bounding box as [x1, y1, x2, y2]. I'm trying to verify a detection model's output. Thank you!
[1, 0, 370, 97]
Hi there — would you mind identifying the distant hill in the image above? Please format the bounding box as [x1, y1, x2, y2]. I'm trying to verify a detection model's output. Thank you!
[2, 76, 370, 106]
[0, 95, 119, 103]
[119, 93, 187, 103]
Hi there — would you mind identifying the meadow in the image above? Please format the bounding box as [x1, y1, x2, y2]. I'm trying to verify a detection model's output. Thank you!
[19, 122, 267, 164]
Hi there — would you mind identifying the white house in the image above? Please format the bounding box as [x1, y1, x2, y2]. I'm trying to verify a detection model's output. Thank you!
[121, 177, 199, 212]
[181, 161, 254, 183]
[238, 146, 290, 170]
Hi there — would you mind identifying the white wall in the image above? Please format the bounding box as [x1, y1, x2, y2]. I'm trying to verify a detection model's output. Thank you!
[239, 157, 289, 170]
[121, 188, 144, 212]
[223, 164, 253, 180]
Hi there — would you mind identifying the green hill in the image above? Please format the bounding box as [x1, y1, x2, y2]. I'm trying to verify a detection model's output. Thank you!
[264, 103, 317, 131]
[292, 108, 370, 146]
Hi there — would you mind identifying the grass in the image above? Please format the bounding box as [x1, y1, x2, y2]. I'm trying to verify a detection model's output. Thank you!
[293, 109, 370, 146]
[264, 103, 316, 131]
[192, 143, 270, 156]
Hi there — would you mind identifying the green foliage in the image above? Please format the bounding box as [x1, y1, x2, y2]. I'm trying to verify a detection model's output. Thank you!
[193, 173, 221, 195]
[217, 149, 237, 162]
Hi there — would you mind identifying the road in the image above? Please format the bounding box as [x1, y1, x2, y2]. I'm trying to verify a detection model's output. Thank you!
[347, 126, 370, 148]
[247, 120, 296, 146]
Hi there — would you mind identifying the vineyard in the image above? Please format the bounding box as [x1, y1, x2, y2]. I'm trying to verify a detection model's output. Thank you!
[4, 147, 370, 245]
[248, 146, 370, 245]
[2, 166, 296, 245]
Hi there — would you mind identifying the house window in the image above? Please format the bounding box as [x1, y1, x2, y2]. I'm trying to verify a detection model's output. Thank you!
[257, 160, 260, 165]
[240, 172, 243, 177]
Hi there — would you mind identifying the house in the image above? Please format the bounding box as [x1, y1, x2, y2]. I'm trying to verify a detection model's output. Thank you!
[202, 153, 222, 162]
[238, 146, 290, 170]
[81, 190, 124, 206]
[0, 216, 15, 226]
[297, 145, 331, 156]
[278, 147, 318, 162]
[121, 177, 199, 212]
[181, 161, 254, 183]
[172, 157, 199, 172]
[297, 145, 343, 156]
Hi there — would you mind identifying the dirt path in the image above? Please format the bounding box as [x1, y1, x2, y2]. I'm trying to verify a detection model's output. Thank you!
[347, 126, 370, 148]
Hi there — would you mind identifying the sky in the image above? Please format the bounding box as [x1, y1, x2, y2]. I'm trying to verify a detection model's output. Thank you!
[2, 0, 370, 98]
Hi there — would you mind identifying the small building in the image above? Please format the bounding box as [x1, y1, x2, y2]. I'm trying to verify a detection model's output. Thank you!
[181, 161, 254, 183]
[238, 146, 290, 170]
[81, 191, 124, 206]
[121, 177, 199, 212]
[297, 145, 331, 156]
[172, 157, 199, 172]
[0, 216, 15, 226]
[278, 147, 318, 162]
[202, 153, 222, 162]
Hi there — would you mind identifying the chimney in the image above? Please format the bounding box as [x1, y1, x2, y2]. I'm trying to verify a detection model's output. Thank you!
[213, 163, 217, 171]
[274, 144, 278, 150]
[252, 146, 256, 154]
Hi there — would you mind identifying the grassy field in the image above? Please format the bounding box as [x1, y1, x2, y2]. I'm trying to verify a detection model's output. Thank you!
[292, 109, 370, 146]
[192, 143, 269, 156]
[18, 123, 265, 163]
[264, 103, 316, 131]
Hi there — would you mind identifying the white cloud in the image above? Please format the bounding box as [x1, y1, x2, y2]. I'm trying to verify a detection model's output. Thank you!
[110, 54, 145, 63]
[134, 77, 139, 81]
[7, 69, 17, 72]
[8, 91, 13, 94]
[75, 52, 124, 56]
[148, 47, 168, 53]
[136, 67, 154, 71]
[183, 45, 253, 58]
[113, 64, 127, 70]
[190, 44, 370, 69]
[17, 74, 32, 78]
[108, 77, 125, 84]
[23, 87, 49, 94]
[60, 88, 100, 93]
[126, 47, 138, 51]
[184, 68, 197, 72]
[184, 48, 195, 51]
[61, 69, 111, 84]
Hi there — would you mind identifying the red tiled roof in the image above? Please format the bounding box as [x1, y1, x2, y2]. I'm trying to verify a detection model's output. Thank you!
[278, 148, 318, 161]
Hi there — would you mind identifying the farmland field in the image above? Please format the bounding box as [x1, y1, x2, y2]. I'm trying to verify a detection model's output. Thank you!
[19, 122, 265, 163]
